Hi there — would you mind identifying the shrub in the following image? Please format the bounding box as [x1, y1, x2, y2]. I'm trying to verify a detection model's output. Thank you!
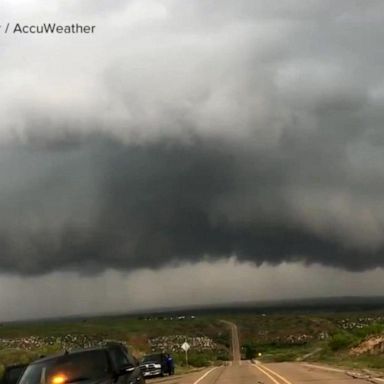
[353, 323, 384, 338]
[243, 343, 257, 360]
[329, 332, 356, 351]
[216, 350, 230, 361]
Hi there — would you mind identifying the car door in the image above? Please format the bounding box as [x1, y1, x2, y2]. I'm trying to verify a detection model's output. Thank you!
[125, 351, 144, 384]
[108, 346, 143, 384]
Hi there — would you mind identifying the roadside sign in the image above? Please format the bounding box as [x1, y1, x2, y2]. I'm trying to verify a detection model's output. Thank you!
[181, 341, 190, 367]
[181, 342, 190, 352]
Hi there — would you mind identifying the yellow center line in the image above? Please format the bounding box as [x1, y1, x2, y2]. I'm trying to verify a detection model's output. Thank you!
[252, 363, 294, 384]
[259, 364, 294, 384]
[253, 364, 282, 384]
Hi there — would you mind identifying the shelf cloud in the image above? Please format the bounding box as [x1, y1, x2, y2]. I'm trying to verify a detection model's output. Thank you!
[1, 0, 384, 275]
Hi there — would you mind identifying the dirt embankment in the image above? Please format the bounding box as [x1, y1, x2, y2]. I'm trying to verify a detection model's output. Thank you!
[350, 335, 384, 355]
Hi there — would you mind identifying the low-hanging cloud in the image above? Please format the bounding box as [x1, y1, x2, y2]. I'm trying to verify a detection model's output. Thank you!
[1, 0, 384, 274]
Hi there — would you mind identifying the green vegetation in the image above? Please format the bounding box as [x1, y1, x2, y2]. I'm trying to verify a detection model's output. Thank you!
[328, 331, 356, 351]
[0, 315, 230, 376]
[173, 349, 229, 367]
[0, 316, 226, 340]
[243, 343, 257, 360]
[229, 311, 384, 371]
[2, 310, 384, 377]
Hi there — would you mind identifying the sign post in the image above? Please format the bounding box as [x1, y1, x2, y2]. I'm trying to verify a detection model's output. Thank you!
[181, 341, 190, 367]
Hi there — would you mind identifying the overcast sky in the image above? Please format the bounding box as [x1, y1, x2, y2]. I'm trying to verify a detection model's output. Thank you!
[1, 0, 384, 321]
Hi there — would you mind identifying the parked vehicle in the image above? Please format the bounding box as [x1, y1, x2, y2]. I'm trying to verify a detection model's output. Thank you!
[139, 353, 168, 377]
[18, 343, 144, 384]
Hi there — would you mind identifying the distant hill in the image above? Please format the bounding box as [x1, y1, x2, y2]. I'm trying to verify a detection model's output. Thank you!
[4, 296, 384, 323]
[180, 296, 384, 314]
[137, 296, 384, 317]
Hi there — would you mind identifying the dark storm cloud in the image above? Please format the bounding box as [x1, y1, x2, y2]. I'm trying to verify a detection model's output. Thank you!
[1, 130, 384, 275]
[1, 0, 384, 274]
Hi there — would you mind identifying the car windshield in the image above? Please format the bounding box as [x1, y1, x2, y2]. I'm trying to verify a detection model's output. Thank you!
[141, 355, 162, 363]
[19, 351, 110, 384]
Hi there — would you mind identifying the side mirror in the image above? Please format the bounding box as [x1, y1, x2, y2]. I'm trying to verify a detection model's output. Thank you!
[119, 365, 135, 375]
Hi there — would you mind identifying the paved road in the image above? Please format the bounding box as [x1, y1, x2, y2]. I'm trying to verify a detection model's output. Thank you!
[155, 361, 384, 384]
[154, 320, 384, 384]
[220, 320, 241, 364]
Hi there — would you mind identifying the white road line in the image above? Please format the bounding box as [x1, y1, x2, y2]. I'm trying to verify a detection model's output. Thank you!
[192, 367, 219, 384]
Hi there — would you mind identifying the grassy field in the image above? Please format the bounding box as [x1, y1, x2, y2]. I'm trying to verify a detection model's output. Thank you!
[2, 309, 384, 377]
[0, 314, 230, 376]
[0, 315, 226, 340]
[230, 311, 384, 371]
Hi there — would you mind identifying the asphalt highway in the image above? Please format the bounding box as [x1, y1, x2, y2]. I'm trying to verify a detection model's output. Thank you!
[154, 320, 384, 384]
[219, 320, 241, 364]
[155, 361, 384, 384]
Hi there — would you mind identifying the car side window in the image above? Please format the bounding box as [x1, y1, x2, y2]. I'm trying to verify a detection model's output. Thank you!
[126, 352, 137, 367]
[132, 356, 139, 367]
[109, 347, 130, 370]
[119, 345, 137, 367]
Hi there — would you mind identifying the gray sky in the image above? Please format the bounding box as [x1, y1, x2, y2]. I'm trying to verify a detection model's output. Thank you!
[2, 262, 384, 321]
[1, 0, 384, 320]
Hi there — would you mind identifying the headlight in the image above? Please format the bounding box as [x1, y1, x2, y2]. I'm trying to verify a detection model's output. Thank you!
[51, 374, 68, 384]
[154, 364, 161, 369]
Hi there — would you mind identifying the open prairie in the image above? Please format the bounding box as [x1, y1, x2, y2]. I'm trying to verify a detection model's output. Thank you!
[3, 300, 384, 377]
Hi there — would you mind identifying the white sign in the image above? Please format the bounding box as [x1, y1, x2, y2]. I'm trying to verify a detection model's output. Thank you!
[181, 342, 190, 352]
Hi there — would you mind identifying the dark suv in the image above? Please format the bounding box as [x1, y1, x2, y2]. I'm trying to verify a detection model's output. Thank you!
[18, 343, 144, 384]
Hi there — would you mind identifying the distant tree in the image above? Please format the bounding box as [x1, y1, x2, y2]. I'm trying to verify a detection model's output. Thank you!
[243, 343, 257, 359]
